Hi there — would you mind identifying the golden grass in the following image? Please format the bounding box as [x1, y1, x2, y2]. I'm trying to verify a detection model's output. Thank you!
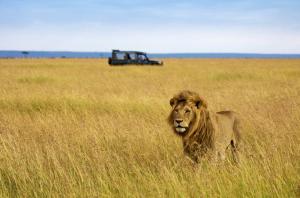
[0, 58, 299, 197]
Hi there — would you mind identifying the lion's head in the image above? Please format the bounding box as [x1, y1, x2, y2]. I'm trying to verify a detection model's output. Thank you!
[168, 90, 208, 136]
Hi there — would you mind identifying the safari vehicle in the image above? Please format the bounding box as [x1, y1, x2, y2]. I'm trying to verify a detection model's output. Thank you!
[108, 50, 163, 66]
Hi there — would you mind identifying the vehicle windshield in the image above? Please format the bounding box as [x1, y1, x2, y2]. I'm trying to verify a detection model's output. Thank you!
[138, 54, 148, 60]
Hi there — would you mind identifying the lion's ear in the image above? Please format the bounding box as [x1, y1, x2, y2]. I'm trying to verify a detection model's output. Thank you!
[170, 98, 176, 107]
[195, 97, 207, 109]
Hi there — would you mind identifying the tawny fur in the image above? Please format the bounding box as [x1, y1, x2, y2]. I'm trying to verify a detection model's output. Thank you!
[168, 90, 241, 163]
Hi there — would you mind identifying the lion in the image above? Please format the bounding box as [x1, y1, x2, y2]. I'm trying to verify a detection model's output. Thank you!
[168, 90, 241, 163]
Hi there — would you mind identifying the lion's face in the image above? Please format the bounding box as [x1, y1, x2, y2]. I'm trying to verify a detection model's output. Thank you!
[170, 102, 196, 134]
[168, 90, 207, 136]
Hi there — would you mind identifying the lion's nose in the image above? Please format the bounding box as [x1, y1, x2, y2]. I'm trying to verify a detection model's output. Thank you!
[175, 119, 183, 124]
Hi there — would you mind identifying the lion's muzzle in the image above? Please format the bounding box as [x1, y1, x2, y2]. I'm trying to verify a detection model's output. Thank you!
[174, 120, 188, 133]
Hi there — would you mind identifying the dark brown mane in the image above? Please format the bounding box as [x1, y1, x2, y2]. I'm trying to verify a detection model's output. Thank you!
[185, 108, 215, 149]
[180, 108, 215, 162]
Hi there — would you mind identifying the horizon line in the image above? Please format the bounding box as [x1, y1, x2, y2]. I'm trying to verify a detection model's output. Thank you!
[1, 50, 300, 55]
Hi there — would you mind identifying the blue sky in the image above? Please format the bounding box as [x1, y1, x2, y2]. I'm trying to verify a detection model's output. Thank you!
[0, 0, 300, 53]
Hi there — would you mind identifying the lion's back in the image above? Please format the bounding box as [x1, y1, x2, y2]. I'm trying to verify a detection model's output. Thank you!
[214, 110, 241, 146]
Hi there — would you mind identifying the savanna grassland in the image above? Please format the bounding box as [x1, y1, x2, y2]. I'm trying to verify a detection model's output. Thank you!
[0, 58, 299, 197]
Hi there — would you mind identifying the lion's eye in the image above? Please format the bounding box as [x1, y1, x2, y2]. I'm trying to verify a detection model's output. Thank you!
[174, 110, 178, 113]
[185, 109, 191, 114]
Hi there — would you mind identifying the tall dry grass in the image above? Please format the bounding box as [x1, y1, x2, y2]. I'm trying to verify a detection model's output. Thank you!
[0, 58, 299, 197]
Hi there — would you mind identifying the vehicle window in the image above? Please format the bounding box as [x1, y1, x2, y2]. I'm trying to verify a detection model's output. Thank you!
[129, 53, 136, 60]
[138, 54, 147, 60]
[116, 53, 125, 60]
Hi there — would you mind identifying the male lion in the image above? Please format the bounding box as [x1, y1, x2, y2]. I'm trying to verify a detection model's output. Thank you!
[168, 90, 241, 163]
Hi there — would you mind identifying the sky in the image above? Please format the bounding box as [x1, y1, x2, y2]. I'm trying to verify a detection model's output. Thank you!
[0, 0, 300, 53]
